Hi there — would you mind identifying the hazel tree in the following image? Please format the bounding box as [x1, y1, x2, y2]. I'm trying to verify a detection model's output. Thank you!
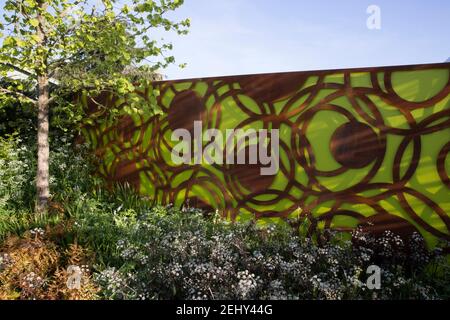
[0, 0, 190, 212]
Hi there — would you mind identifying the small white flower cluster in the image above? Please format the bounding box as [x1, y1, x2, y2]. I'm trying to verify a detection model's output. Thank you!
[30, 228, 45, 237]
[0, 137, 29, 209]
[409, 232, 432, 265]
[376, 230, 404, 258]
[236, 270, 259, 299]
[189, 290, 209, 300]
[138, 292, 151, 300]
[87, 206, 447, 300]
[358, 247, 373, 263]
[392, 276, 407, 288]
[266, 224, 276, 235]
[80, 264, 90, 275]
[21, 272, 44, 289]
[94, 267, 130, 299]
[310, 275, 345, 300]
[267, 279, 288, 300]
[170, 262, 183, 278]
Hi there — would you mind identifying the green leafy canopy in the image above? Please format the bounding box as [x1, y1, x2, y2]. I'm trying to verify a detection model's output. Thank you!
[0, 0, 190, 126]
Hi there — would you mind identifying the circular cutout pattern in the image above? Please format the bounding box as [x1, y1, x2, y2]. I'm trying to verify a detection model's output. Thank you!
[227, 146, 275, 193]
[167, 90, 205, 134]
[330, 121, 383, 169]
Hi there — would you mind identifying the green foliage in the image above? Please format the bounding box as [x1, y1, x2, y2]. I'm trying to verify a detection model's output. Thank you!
[0, 134, 56, 239]
[0, 76, 37, 136]
[0, 134, 33, 211]
[88, 205, 449, 300]
[0, 0, 190, 214]
[0, 133, 448, 300]
[0, 0, 189, 130]
[0, 132, 96, 240]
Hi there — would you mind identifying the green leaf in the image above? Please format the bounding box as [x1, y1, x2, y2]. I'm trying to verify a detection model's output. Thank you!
[30, 35, 40, 42]
[29, 18, 39, 27]
[3, 37, 15, 46]
[122, 5, 130, 14]
[15, 39, 26, 47]
[24, 0, 36, 8]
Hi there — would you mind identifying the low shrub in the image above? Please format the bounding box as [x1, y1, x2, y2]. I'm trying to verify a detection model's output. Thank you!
[1, 133, 449, 300]
[0, 132, 98, 241]
[80, 206, 449, 300]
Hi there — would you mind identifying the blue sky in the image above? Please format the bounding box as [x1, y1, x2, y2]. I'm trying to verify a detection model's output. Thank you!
[158, 0, 450, 80]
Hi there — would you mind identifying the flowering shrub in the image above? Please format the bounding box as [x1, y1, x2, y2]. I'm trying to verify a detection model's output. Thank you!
[81, 206, 450, 300]
[0, 133, 449, 300]
[0, 134, 30, 211]
[0, 133, 100, 241]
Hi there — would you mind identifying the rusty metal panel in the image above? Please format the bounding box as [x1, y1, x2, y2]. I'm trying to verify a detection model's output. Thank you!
[80, 63, 450, 249]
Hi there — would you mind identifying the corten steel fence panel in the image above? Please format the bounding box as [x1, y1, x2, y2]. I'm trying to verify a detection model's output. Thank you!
[79, 62, 450, 250]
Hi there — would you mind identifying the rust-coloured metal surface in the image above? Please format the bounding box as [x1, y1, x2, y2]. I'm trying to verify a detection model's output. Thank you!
[81, 62, 450, 249]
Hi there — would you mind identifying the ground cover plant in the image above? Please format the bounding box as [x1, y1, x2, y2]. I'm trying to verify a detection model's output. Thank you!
[0, 134, 449, 300]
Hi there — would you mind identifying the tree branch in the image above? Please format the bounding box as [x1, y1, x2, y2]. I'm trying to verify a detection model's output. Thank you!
[0, 87, 38, 105]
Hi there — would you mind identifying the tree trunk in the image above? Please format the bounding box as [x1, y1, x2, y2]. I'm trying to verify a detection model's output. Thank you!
[36, 75, 50, 213]
[36, 0, 49, 213]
